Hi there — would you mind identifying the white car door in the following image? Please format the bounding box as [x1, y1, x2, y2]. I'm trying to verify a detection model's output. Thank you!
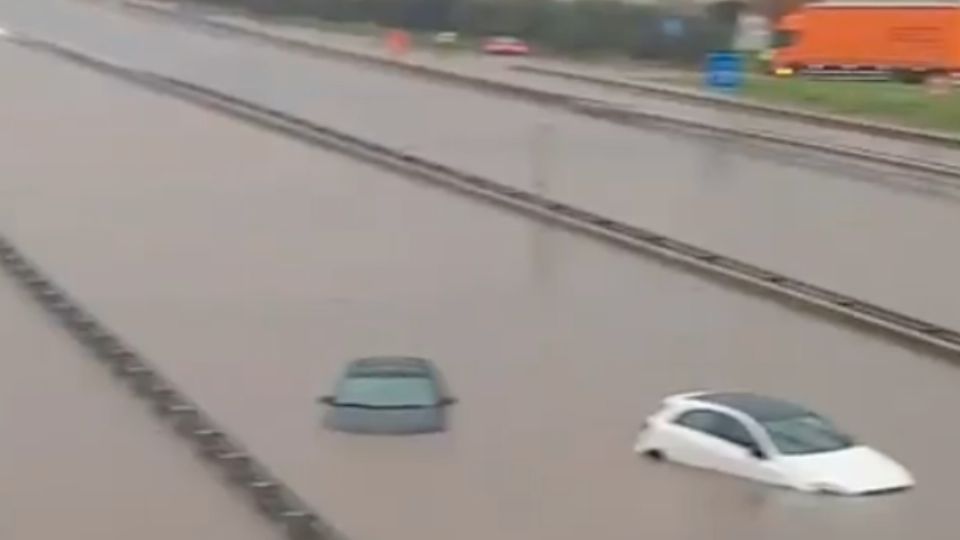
[712, 416, 787, 487]
[664, 410, 744, 472]
[667, 410, 783, 485]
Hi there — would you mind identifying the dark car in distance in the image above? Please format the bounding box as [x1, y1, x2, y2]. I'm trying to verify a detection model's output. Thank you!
[318, 357, 456, 435]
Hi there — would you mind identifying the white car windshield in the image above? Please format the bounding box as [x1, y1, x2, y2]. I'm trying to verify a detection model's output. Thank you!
[336, 376, 437, 408]
[762, 415, 854, 455]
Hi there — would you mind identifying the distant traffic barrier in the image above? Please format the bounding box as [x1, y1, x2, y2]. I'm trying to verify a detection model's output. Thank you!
[120, 0, 960, 183]
[20, 33, 960, 365]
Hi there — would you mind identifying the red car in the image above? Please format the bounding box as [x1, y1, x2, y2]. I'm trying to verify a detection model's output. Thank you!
[482, 36, 530, 56]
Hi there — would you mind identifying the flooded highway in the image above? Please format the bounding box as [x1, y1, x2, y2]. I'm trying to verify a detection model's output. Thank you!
[0, 257, 277, 538]
[0, 36, 959, 540]
[3, 0, 960, 329]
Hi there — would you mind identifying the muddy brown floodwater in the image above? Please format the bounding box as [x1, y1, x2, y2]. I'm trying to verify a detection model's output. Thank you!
[0, 265, 277, 539]
[0, 31, 958, 540]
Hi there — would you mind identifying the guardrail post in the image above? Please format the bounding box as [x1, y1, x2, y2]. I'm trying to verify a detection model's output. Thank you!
[64, 310, 97, 333]
[125, 365, 161, 395]
[218, 452, 259, 485]
[193, 427, 231, 459]
[147, 386, 179, 413]
[108, 349, 143, 377]
[249, 480, 286, 520]
[0, 246, 16, 261]
[5, 257, 30, 276]
[282, 511, 321, 540]
[23, 273, 46, 288]
[35, 283, 64, 303]
[51, 299, 79, 316]
[82, 327, 118, 351]
[167, 404, 204, 436]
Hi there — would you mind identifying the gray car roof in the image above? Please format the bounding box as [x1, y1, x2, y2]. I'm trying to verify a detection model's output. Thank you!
[695, 392, 814, 422]
[347, 356, 434, 377]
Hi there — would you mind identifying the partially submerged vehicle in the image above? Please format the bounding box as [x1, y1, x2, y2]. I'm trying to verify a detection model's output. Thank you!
[318, 356, 456, 435]
[635, 391, 914, 495]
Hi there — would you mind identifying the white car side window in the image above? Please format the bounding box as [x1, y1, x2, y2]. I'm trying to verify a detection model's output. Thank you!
[676, 410, 756, 449]
[674, 410, 716, 432]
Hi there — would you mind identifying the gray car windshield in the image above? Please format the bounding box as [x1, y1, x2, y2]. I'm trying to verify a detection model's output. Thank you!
[762, 415, 854, 455]
[336, 376, 437, 408]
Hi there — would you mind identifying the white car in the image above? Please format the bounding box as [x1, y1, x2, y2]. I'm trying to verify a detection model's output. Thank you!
[634, 391, 914, 495]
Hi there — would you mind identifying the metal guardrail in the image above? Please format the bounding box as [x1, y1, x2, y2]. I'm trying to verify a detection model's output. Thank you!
[0, 232, 340, 540]
[20, 35, 960, 362]
[121, 1, 960, 184]
[513, 64, 960, 151]
[0, 206, 339, 539]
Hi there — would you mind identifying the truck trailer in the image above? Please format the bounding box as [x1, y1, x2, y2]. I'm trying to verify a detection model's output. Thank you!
[771, 1, 960, 80]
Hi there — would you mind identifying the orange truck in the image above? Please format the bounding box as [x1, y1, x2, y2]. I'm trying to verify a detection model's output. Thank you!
[771, 2, 960, 80]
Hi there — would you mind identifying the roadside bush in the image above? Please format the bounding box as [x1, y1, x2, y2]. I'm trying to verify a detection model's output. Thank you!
[185, 0, 739, 62]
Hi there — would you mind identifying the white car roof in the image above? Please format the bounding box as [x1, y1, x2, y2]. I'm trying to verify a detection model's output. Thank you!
[667, 391, 815, 422]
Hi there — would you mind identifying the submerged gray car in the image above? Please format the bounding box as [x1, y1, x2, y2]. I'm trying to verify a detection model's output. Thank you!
[318, 357, 456, 434]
